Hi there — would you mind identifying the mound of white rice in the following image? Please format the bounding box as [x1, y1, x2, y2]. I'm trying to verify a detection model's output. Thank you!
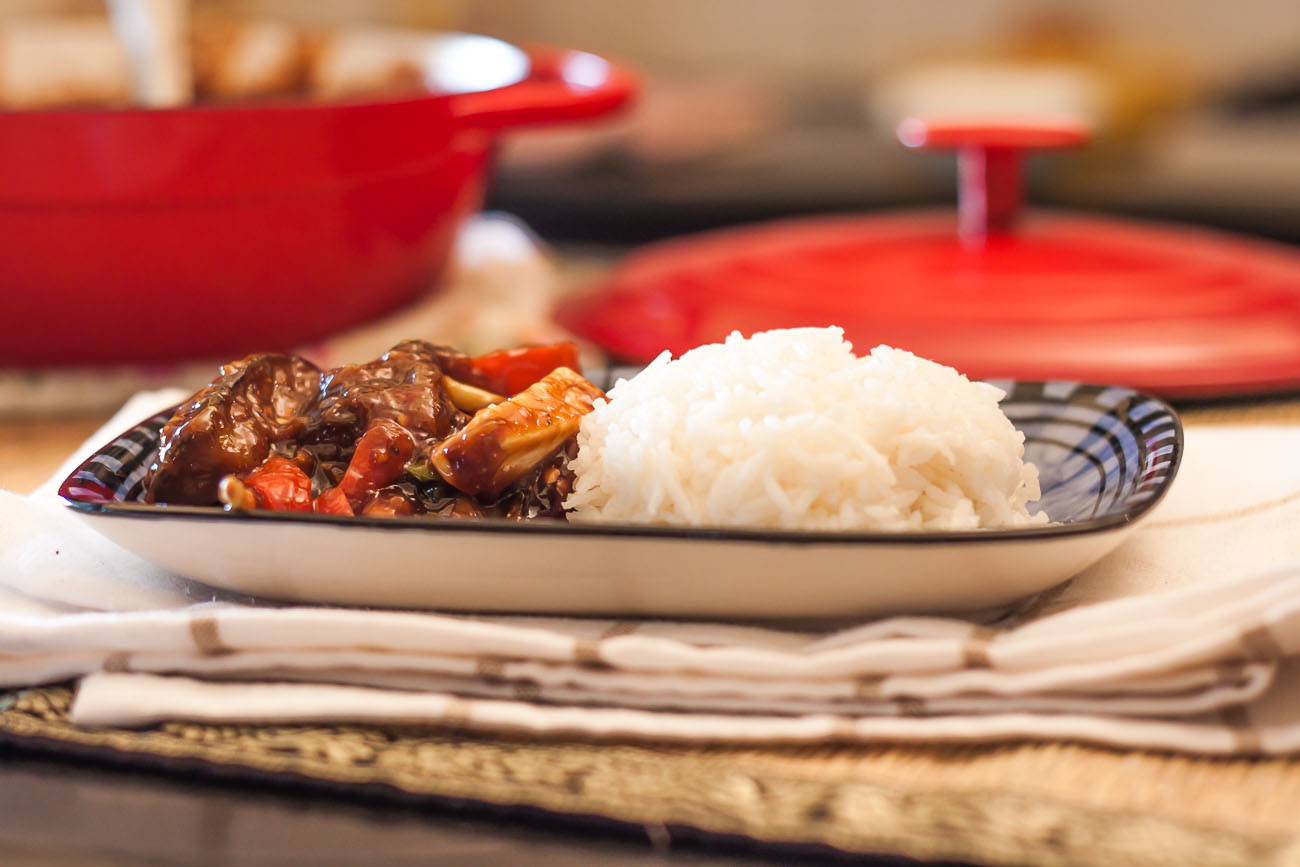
[564, 327, 1046, 531]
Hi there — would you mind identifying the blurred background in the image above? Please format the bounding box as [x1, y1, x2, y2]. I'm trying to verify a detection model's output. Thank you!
[6, 0, 1300, 243]
[3, 0, 1300, 425]
[474, 0, 1300, 245]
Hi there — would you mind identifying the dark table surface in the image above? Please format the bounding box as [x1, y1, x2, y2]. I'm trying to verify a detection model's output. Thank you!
[0, 748, 938, 867]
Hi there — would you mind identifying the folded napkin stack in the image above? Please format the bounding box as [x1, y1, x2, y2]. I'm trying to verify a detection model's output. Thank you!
[4, 393, 1300, 755]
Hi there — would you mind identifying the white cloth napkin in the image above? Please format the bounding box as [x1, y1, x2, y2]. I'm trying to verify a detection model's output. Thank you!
[4, 393, 1300, 755]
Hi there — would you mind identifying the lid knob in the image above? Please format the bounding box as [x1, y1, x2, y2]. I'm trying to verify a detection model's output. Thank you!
[897, 118, 1089, 247]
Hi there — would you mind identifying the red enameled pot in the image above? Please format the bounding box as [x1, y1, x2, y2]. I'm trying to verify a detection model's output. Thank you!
[0, 35, 635, 367]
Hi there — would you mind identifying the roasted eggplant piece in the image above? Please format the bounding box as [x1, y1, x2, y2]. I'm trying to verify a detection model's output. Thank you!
[305, 339, 470, 448]
[145, 353, 322, 505]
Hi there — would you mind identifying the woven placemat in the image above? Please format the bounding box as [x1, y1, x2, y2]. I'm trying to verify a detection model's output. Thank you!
[5, 397, 1300, 866]
[3, 687, 1299, 866]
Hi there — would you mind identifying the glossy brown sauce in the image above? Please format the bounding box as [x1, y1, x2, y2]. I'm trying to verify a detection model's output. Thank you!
[146, 354, 321, 504]
[144, 340, 598, 521]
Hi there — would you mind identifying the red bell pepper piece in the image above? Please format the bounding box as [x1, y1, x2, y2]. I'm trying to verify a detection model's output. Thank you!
[313, 486, 354, 516]
[338, 418, 416, 509]
[241, 456, 313, 512]
[470, 342, 581, 397]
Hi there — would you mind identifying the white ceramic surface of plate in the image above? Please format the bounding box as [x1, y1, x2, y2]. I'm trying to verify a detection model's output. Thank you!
[60, 380, 1181, 619]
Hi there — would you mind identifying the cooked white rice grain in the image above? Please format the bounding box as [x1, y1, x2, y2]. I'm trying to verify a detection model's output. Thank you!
[564, 327, 1046, 531]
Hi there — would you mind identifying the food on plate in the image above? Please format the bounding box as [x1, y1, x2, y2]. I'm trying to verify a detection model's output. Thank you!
[417, 366, 604, 497]
[146, 352, 321, 505]
[144, 339, 598, 521]
[564, 327, 1047, 531]
[144, 329, 1045, 531]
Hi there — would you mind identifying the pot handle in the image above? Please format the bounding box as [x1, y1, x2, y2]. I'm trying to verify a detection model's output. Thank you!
[450, 48, 637, 131]
[897, 118, 1089, 247]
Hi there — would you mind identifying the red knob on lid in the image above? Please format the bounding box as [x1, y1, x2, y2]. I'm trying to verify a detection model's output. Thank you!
[897, 118, 1090, 246]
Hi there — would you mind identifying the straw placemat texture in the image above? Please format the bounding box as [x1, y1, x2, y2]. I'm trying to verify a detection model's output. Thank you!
[3, 686, 1299, 866]
[5, 399, 1300, 866]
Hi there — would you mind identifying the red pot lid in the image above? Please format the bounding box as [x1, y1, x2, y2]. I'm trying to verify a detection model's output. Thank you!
[556, 118, 1300, 398]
